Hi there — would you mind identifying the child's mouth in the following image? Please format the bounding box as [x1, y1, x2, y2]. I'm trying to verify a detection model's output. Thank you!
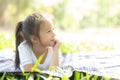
[51, 39, 56, 42]
[51, 39, 56, 46]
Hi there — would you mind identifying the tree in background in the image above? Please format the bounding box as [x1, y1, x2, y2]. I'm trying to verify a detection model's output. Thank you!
[0, 0, 33, 28]
[0, 0, 9, 27]
[0, 0, 120, 32]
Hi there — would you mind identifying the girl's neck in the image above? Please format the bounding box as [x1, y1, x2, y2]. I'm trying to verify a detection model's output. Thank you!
[32, 45, 47, 58]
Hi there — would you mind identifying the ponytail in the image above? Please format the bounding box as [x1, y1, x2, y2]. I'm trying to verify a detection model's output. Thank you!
[15, 21, 24, 69]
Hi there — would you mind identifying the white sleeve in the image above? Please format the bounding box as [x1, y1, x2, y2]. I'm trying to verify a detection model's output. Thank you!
[18, 43, 33, 70]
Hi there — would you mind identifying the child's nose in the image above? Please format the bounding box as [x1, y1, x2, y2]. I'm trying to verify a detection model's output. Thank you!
[52, 30, 56, 37]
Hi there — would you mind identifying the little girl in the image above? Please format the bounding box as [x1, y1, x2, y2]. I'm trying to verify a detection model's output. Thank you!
[15, 12, 62, 71]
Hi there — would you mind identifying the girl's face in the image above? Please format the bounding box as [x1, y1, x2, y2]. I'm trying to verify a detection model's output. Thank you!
[38, 19, 56, 47]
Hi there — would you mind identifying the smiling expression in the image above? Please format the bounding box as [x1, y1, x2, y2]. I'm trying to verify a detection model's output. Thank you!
[38, 19, 56, 47]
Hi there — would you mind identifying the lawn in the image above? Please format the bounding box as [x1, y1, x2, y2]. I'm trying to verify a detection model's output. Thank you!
[1, 28, 119, 53]
[0, 28, 119, 80]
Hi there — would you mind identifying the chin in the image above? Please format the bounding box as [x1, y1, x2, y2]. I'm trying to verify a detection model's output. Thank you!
[50, 43, 55, 47]
[47, 45, 54, 48]
[47, 42, 55, 47]
[50, 44, 54, 47]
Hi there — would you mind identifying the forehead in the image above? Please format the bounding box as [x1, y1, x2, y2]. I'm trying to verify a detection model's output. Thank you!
[40, 19, 53, 30]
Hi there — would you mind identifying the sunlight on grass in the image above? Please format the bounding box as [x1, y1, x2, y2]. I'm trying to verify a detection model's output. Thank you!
[0, 30, 118, 79]
[0, 32, 15, 50]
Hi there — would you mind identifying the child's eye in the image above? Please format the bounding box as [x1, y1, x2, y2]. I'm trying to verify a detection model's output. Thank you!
[46, 28, 54, 33]
[47, 30, 51, 33]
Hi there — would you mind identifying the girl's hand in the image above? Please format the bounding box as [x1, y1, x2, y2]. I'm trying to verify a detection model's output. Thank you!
[53, 38, 62, 51]
[51, 38, 62, 67]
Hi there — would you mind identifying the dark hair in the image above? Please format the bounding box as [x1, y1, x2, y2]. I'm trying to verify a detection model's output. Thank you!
[15, 21, 24, 69]
[15, 12, 50, 69]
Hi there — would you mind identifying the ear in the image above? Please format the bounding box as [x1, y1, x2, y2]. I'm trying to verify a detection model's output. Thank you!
[30, 35, 38, 44]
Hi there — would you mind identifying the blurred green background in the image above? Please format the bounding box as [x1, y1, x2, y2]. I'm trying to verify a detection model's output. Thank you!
[0, 0, 120, 53]
[1, 0, 120, 31]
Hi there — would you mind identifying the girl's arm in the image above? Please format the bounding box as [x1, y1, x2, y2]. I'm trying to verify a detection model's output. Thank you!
[50, 39, 62, 67]
[24, 64, 34, 72]
[18, 42, 35, 72]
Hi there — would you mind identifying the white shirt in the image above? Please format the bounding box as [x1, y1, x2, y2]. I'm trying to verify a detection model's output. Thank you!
[18, 41, 54, 70]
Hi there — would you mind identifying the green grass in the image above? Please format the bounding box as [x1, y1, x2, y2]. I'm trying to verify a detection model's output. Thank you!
[0, 32, 115, 53]
[0, 32, 114, 80]
[0, 32, 15, 50]
[0, 71, 112, 80]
